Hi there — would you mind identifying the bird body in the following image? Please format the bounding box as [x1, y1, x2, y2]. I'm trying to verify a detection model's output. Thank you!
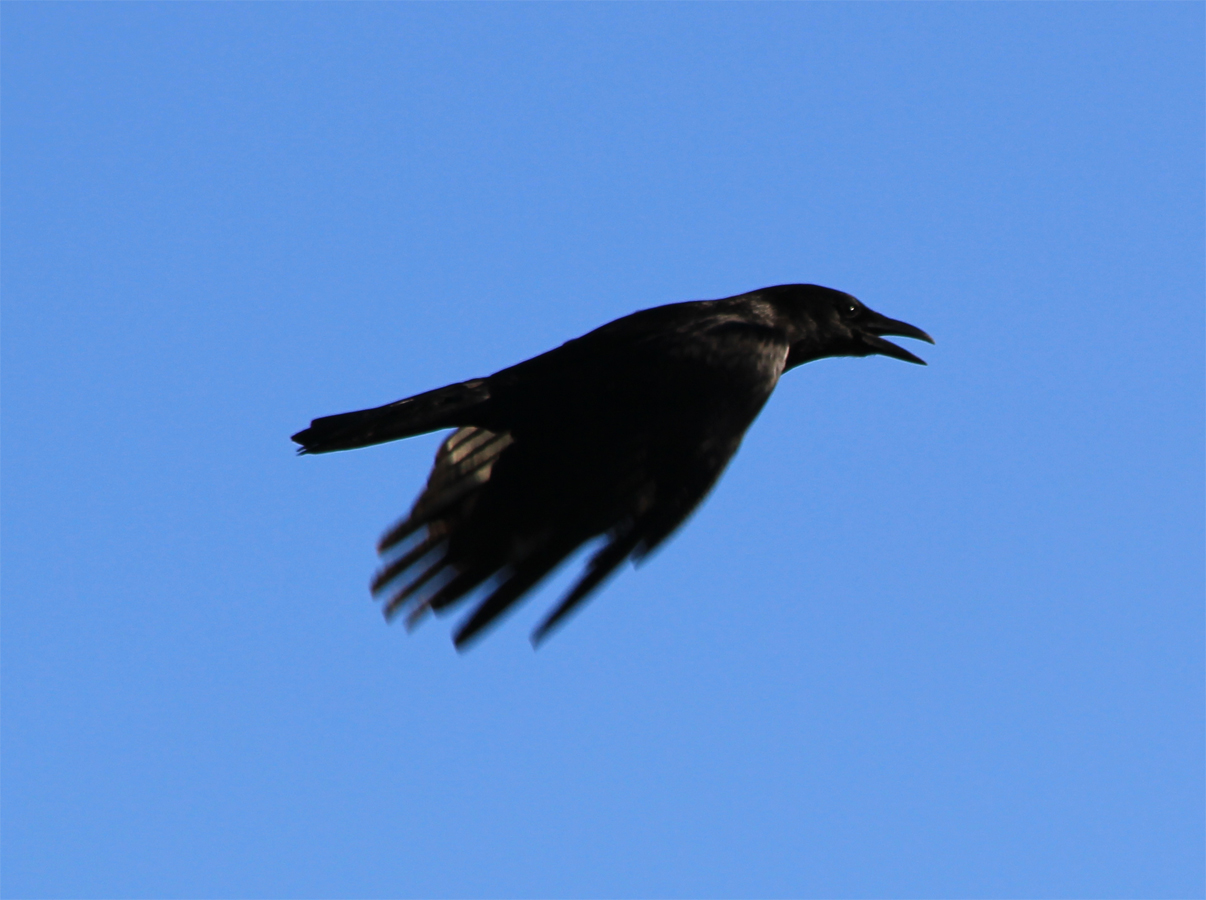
[293, 284, 932, 649]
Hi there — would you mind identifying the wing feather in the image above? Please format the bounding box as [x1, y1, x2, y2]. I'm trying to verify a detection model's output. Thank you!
[369, 317, 788, 645]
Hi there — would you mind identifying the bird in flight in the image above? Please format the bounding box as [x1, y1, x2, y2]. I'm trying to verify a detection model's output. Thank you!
[293, 284, 932, 650]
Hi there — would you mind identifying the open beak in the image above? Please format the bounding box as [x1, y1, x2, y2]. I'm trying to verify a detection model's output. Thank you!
[860, 311, 935, 365]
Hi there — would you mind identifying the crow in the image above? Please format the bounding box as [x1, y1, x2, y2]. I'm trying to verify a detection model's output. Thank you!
[293, 284, 932, 649]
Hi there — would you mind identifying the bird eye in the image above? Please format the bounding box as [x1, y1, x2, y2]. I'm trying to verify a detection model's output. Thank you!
[843, 301, 860, 318]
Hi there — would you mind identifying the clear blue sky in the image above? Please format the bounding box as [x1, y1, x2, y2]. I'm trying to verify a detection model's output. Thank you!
[4, 5, 1202, 898]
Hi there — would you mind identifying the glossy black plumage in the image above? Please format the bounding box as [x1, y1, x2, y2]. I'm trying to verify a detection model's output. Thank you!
[293, 284, 932, 649]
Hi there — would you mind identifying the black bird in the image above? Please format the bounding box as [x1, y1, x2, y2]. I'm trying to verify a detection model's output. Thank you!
[293, 284, 932, 649]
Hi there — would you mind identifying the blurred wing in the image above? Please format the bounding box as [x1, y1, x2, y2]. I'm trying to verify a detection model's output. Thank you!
[372, 315, 789, 648]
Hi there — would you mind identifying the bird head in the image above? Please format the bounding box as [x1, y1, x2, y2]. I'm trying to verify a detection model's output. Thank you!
[777, 284, 935, 369]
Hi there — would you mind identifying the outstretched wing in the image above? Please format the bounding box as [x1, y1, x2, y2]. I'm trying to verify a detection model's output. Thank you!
[371, 315, 791, 649]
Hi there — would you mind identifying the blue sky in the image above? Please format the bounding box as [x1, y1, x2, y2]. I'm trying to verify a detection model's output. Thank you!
[3, 5, 1202, 898]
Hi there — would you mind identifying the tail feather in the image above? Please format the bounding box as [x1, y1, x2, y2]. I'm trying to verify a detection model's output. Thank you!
[292, 379, 491, 454]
